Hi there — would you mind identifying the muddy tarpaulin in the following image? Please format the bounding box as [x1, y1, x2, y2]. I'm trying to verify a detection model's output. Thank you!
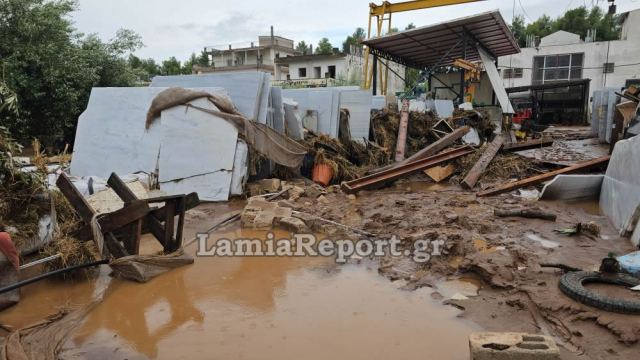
[146, 88, 307, 168]
[109, 248, 194, 283]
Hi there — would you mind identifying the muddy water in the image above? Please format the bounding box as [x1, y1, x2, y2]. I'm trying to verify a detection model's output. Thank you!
[1, 225, 479, 360]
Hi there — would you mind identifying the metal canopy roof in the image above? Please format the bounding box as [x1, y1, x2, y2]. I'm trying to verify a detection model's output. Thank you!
[361, 10, 520, 69]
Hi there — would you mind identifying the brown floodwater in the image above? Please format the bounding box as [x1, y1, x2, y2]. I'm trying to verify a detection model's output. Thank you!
[0, 224, 480, 360]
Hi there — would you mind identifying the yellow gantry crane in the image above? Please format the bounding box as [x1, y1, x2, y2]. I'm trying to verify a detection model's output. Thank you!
[363, 0, 484, 95]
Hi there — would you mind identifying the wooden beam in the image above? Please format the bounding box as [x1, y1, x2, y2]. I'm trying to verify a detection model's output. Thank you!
[75, 200, 149, 235]
[150, 192, 199, 221]
[107, 173, 143, 254]
[477, 156, 611, 197]
[502, 137, 553, 152]
[56, 172, 95, 224]
[370, 125, 470, 174]
[461, 135, 504, 189]
[343, 146, 475, 193]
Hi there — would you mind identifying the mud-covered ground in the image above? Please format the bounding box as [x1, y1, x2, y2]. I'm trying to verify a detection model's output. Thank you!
[262, 178, 640, 360]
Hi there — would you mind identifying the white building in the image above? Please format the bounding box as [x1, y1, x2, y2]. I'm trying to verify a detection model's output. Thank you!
[498, 8, 640, 97]
[197, 32, 299, 75]
[273, 50, 406, 94]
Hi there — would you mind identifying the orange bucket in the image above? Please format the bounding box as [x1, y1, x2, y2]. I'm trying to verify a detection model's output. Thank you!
[312, 163, 333, 186]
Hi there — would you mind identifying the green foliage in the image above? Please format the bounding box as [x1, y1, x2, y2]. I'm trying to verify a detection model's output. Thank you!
[315, 38, 333, 55]
[196, 50, 210, 67]
[0, 0, 143, 147]
[296, 41, 309, 54]
[161, 56, 182, 75]
[342, 27, 366, 54]
[510, 6, 621, 47]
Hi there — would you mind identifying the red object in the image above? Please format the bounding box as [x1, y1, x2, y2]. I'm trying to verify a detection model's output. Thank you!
[312, 163, 333, 186]
[512, 108, 532, 124]
[0, 232, 19, 271]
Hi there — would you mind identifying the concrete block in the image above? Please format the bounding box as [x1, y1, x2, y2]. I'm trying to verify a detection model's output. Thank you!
[253, 211, 275, 229]
[279, 217, 309, 233]
[257, 178, 281, 193]
[469, 332, 560, 360]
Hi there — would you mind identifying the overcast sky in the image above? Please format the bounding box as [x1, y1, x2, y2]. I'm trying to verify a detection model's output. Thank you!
[72, 0, 639, 61]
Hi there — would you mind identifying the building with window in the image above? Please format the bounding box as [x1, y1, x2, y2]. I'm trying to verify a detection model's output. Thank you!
[196, 29, 299, 75]
[428, 8, 640, 110]
[498, 8, 640, 97]
[273, 49, 406, 93]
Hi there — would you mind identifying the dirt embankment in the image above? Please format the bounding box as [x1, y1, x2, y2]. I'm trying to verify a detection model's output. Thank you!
[279, 180, 640, 359]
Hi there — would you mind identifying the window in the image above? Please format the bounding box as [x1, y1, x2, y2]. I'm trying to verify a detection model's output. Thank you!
[503, 68, 523, 79]
[327, 65, 336, 79]
[603, 62, 615, 74]
[313, 66, 321, 78]
[532, 53, 583, 85]
[298, 67, 307, 78]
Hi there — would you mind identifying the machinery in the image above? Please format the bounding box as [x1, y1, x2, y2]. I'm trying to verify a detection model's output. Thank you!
[363, 0, 485, 95]
[452, 58, 481, 103]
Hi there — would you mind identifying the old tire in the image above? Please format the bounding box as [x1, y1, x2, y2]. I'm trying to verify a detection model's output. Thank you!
[559, 271, 640, 314]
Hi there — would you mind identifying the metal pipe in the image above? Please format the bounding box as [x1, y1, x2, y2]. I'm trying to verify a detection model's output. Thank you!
[0, 259, 109, 295]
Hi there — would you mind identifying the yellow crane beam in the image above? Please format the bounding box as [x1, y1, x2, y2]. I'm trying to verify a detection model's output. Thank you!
[370, 0, 484, 16]
[363, 0, 485, 95]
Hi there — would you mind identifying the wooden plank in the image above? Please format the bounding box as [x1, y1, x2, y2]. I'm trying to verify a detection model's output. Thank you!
[174, 196, 186, 251]
[461, 135, 504, 189]
[94, 200, 149, 233]
[107, 172, 142, 254]
[163, 198, 176, 251]
[55, 172, 95, 223]
[105, 233, 129, 258]
[149, 192, 199, 220]
[423, 164, 456, 182]
[502, 137, 553, 152]
[107, 172, 137, 203]
[342, 146, 475, 193]
[477, 156, 611, 197]
[370, 126, 470, 174]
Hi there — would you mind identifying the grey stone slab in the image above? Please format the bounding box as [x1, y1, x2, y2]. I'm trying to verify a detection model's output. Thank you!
[539, 174, 604, 201]
[283, 99, 304, 140]
[151, 72, 270, 123]
[434, 100, 454, 118]
[270, 86, 285, 133]
[371, 95, 386, 110]
[157, 97, 237, 201]
[339, 90, 372, 142]
[600, 134, 640, 233]
[230, 140, 249, 195]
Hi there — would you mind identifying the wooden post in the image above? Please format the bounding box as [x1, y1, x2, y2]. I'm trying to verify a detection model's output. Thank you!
[461, 134, 504, 189]
[395, 99, 410, 161]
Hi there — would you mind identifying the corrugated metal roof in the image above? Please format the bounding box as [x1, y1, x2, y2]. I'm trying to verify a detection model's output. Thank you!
[361, 10, 520, 69]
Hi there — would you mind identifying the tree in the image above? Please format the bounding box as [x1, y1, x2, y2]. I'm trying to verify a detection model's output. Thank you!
[181, 53, 198, 74]
[510, 15, 527, 47]
[296, 41, 309, 54]
[405, 23, 416, 30]
[342, 27, 366, 54]
[315, 38, 333, 55]
[512, 6, 621, 47]
[161, 57, 182, 75]
[0, 0, 143, 147]
[196, 50, 210, 67]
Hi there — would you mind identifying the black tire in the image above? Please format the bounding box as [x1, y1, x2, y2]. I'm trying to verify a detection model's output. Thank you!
[559, 271, 640, 314]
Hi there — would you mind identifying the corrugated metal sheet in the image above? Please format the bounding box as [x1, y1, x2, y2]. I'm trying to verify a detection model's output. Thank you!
[362, 10, 520, 68]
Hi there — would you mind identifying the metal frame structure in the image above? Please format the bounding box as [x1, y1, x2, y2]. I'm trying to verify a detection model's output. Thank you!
[362, 10, 519, 100]
[362, 0, 484, 95]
